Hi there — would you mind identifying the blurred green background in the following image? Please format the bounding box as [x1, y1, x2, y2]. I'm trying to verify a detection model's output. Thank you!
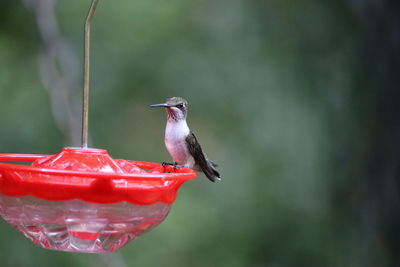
[0, 0, 399, 266]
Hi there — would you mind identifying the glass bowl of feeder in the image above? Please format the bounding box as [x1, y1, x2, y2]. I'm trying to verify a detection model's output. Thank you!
[0, 147, 196, 253]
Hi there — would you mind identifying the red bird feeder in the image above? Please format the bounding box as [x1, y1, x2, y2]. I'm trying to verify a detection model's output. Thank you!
[0, 148, 196, 252]
[0, 0, 197, 253]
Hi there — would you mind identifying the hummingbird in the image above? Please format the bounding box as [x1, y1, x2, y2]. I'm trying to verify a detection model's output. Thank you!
[150, 97, 220, 182]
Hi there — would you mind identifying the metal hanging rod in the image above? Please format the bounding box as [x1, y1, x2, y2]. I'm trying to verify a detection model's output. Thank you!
[81, 0, 100, 148]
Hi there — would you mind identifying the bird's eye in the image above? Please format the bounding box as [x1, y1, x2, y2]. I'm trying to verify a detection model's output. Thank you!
[177, 103, 184, 109]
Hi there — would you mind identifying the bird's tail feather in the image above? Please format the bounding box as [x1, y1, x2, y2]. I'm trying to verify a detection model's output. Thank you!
[204, 161, 220, 182]
[209, 161, 218, 168]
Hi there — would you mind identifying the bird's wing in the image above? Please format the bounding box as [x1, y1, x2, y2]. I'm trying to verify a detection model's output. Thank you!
[186, 131, 220, 182]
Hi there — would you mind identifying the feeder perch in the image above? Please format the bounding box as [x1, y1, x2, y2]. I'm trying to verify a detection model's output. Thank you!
[0, 0, 197, 253]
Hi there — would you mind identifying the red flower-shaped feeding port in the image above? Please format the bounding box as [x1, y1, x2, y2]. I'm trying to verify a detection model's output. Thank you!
[0, 147, 196, 253]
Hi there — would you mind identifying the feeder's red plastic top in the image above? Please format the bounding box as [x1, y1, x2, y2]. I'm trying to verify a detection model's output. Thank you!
[0, 147, 196, 205]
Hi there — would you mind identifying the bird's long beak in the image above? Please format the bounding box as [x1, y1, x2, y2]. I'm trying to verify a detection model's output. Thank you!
[150, 103, 171, 108]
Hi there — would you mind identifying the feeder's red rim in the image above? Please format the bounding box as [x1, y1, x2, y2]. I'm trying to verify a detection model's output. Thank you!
[0, 154, 197, 181]
[0, 152, 197, 204]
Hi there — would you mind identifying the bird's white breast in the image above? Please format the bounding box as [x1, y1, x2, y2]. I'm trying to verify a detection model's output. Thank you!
[164, 120, 194, 167]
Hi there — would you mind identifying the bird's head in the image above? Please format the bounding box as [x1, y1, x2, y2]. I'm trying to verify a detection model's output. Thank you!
[150, 97, 188, 121]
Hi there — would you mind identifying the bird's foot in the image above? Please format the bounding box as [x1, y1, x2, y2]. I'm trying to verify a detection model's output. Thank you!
[173, 162, 185, 171]
[161, 161, 184, 171]
[161, 161, 174, 168]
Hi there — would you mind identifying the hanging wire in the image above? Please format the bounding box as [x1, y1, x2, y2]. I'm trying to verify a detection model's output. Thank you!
[24, 0, 81, 145]
[82, 0, 100, 148]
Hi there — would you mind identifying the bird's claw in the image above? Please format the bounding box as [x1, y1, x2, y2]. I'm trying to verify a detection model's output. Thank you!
[161, 161, 183, 172]
[161, 161, 173, 168]
[173, 162, 184, 171]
